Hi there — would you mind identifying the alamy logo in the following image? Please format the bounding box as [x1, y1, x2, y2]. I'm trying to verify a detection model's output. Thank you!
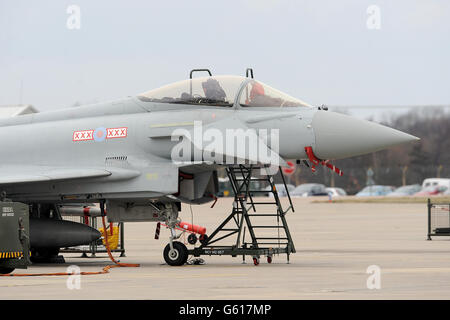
[170, 121, 281, 171]
[66, 5, 81, 30]
[66, 265, 81, 290]
[366, 5, 381, 30]
[366, 265, 381, 289]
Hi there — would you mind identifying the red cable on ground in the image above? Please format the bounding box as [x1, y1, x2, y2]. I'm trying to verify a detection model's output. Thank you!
[0, 215, 139, 277]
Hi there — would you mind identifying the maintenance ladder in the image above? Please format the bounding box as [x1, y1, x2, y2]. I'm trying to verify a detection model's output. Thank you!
[189, 165, 295, 264]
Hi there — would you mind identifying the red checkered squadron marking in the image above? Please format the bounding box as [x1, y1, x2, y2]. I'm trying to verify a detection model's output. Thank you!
[73, 130, 94, 141]
[73, 127, 127, 142]
[106, 127, 127, 139]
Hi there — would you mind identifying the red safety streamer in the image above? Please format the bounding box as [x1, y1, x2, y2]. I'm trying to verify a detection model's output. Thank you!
[305, 146, 343, 176]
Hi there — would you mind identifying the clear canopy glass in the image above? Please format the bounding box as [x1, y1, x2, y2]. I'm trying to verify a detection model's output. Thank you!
[138, 75, 312, 108]
[138, 75, 246, 107]
[239, 80, 311, 108]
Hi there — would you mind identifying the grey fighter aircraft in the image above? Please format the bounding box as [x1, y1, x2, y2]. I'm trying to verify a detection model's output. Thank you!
[0, 69, 418, 268]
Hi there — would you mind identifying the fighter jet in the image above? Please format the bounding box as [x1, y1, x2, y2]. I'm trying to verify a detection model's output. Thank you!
[0, 69, 418, 267]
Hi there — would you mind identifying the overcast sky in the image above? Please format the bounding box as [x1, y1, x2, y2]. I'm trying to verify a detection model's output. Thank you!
[1, 0, 449, 118]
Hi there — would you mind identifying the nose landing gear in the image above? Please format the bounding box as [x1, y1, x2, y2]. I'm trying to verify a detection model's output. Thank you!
[159, 203, 190, 266]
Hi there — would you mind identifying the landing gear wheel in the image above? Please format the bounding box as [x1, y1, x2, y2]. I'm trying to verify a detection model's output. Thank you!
[0, 267, 15, 274]
[253, 257, 260, 266]
[163, 241, 188, 266]
[267, 256, 272, 264]
[199, 234, 209, 245]
[188, 234, 198, 245]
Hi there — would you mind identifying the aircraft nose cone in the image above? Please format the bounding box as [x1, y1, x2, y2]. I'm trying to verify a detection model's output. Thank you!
[311, 111, 419, 159]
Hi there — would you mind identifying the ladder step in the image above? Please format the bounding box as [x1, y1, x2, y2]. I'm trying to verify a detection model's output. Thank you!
[252, 226, 285, 228]
[253, 242, 290, 245]
[247, 214, 280, 217]
[251, 202, 278, 205]
[254, 237, 289, 240]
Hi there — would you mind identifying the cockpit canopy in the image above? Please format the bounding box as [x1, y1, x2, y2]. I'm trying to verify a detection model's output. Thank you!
[138, 76, 242, 107]
[137, 75, 311, 108]
[239, 80, 311, 108]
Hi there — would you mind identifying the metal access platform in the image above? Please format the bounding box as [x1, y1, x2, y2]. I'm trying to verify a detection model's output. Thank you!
[189, 165, 295, 265]
[427, 199, 450, 240]
[59, 206, 126, 258]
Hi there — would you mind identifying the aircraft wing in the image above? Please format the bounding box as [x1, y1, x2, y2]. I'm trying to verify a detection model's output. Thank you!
[0, 165, 114, 185]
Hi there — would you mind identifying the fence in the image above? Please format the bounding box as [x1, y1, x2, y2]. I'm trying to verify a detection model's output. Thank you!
[427, 199, 450, 240]
[60, 215, 126, 257]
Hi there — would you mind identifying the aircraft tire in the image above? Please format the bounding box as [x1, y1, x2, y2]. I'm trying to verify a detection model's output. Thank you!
[163, 241, 188, 266]
[0, 267, 15, 274]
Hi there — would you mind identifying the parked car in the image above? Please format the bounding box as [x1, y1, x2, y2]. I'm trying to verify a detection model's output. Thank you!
[414, 178, 450, 196]
[291, 183, 328, 197]
[263, 184, 295, 197]
[422, 178, 450, 189]
[326, 187, 347, 197]
[355, 185, 395, 196]
[387, 184, 422, 197]
[414, 185, 448, 196]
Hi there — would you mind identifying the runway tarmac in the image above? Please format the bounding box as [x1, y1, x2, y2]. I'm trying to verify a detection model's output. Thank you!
[1, 197, 449, 300]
